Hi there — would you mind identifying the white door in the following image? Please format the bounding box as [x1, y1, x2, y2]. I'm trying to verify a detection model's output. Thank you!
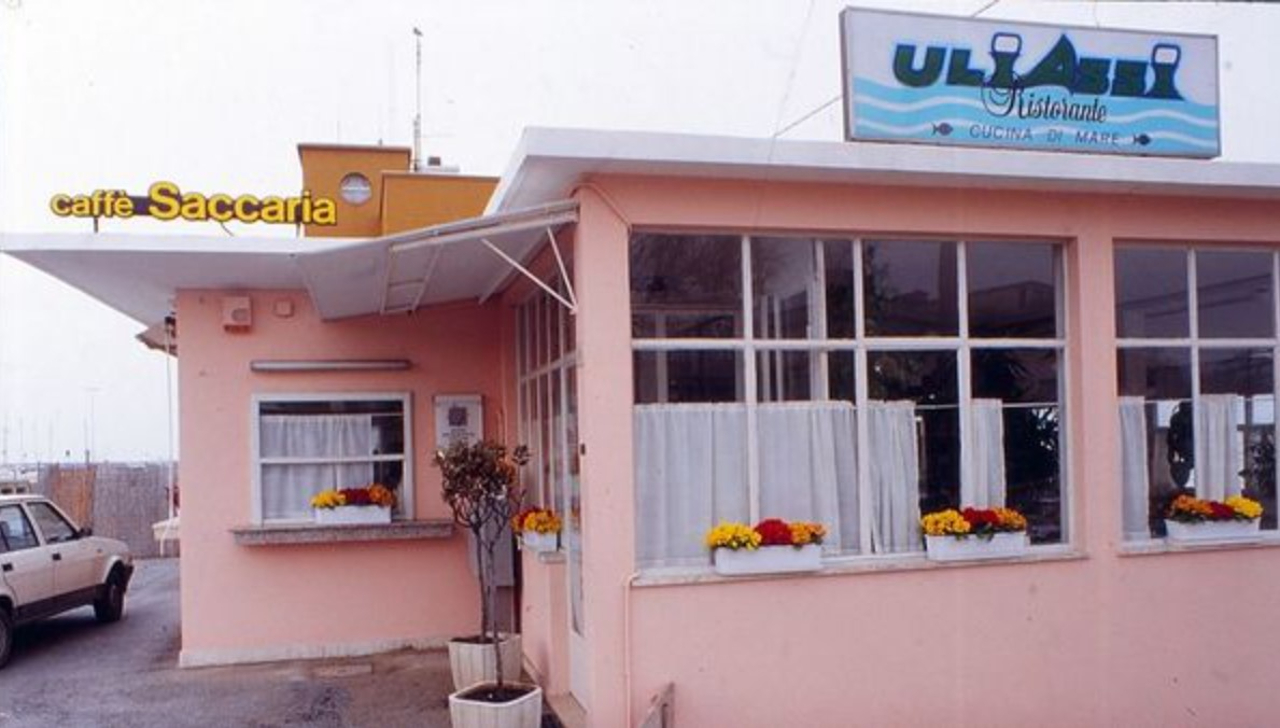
[0, 504, 54, 607]
[562, 365, 589, 706]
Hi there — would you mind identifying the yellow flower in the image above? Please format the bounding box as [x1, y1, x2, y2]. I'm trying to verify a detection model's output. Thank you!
[367, 483, 397, 508]
[994, 507, 1027, 531]
[309, 489, 346, 509]
[704, 522, 761, 551]
[921, 509, 971, 536]
[1225, 495, 1263, 520]
[789, 521, 827, 546]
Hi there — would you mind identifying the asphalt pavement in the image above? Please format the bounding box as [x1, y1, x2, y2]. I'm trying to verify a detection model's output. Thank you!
[0, 559, 461, 727]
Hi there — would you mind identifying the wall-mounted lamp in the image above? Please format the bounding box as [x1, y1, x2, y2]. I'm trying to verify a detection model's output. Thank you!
[250, 359, 412, 373]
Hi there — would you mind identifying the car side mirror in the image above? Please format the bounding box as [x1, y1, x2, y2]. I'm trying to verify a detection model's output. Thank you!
[78, 526, 93, 538]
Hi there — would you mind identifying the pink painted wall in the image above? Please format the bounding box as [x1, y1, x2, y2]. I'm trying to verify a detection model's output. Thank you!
[176, 290, 507, 661]
[559, 175, 1280, 725]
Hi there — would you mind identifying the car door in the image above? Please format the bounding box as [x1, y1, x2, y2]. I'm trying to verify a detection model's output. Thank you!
[0, 504, 54, 610]
[25, 501, 98, 597]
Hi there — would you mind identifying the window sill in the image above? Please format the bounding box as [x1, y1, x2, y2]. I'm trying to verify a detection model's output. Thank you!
[231, 519, 454, 546]
[632, 545, 1085, 587]
[1118, 533, 1280, 557]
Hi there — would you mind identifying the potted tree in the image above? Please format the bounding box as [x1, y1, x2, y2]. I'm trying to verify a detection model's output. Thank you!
[436, 440, 543, 728]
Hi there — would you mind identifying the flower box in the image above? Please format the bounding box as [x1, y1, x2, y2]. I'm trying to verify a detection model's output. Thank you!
[1164, 519, 1260, 544]
[313, 505, 391, 526]
[713, 544, 822, 576]
[521, 531, 558, 552]
[925, 532, 1028, 562]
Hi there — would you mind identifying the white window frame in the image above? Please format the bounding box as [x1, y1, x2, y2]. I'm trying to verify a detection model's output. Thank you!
[249, 392, 414, 524]
[1116, 243, 1280, 540]
[516, 275, 578, 510]
[631, 233, 1072, 559]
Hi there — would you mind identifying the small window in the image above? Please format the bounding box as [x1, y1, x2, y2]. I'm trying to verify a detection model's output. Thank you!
[27, 502, 77, 544]
[253, 395, 411, 523]
[339, 173, 372, 205]
[0, 505, 39, 551]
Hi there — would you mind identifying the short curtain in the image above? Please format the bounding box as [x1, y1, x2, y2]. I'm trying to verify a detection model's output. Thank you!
[634, 401, 928, 566]
[259, 414, 375, 520]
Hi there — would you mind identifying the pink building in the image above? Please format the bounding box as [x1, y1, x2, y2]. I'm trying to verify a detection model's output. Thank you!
[7, 126, 1280, 726]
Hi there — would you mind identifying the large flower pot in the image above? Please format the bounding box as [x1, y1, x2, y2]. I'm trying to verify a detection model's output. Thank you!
[925, 532, 1028, 562]
[712, 544, 822, 576]
[521, 531, 558, 553]
[1165, 519, 1260, 544]
[449, 683, 543, 728]
[313, 505, 391, 525]
[448, 633, 522, 690]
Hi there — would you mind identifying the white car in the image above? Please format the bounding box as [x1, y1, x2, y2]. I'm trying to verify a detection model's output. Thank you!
[0, 494, 134, 667]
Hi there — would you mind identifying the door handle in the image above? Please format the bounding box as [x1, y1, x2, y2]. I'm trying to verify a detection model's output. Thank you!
[1, 563, 11, 572]
[51, 553, 62, 562]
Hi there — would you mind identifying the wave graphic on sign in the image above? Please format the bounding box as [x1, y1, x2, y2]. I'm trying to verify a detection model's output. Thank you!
[851, 77, 1219, 156]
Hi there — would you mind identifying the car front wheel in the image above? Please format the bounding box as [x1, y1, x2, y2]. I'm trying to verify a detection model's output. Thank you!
[94, 571, 125, 624]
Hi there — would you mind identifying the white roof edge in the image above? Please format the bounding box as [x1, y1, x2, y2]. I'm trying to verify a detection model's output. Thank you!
[489, 126, 1280, 212]
[0, 231, 312, 254]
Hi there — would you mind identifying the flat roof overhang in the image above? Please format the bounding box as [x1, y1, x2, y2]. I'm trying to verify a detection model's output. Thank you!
[7, 128, 1280, 340]
[489, 128, 1280, 213]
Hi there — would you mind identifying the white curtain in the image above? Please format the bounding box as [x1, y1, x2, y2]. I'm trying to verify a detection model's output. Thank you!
[963, 399, 1006, 508]
[1118, 397, 1151, 540]
[1194, 394, 1243, 500]
[634, 404, 749, 567]
[757, 402, 858, 554]
[867, 401, 920, 554]
[259, 414, 375, 520]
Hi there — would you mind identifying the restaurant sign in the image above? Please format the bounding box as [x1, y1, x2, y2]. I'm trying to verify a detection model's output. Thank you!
[840, 8, 1220, 157]
[50, 182, 337, 225]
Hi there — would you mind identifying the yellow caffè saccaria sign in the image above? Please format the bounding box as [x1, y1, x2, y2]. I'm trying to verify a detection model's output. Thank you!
[49, 182, 337, 225]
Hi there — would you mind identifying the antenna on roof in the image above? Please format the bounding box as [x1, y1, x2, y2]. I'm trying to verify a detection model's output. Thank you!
[412, 26, 424, 172]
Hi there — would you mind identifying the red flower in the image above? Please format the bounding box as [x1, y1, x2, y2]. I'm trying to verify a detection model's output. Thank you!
[340, 487, 373, 506]
[962, 508, 1000, 530]
[1208, 502, 1235, 521]
[754, 518, 794, 546]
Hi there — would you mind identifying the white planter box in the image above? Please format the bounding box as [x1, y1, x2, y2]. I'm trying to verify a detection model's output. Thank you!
[521, 531, 558, 552]
[449, 683, 543, 728]
[312, 505, 391, 526]
[1165, 519, 1261, 544]
[925, 532, 1028, 562]
[448, 634, 523, 690]
[713, 544, 822, 576]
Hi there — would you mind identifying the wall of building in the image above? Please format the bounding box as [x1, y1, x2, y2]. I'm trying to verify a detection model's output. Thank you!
[380, 173, 497, 235]
[297, 144, 410, 238]
[175, 288, 506, 665]
[560, 175, 1280, 725]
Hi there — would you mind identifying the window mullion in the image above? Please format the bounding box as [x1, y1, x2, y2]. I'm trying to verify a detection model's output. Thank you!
[1188, 248, 1202, 497]
[852, 237, 874, 554]
[957, 240, 974, 508]
[742, 235, 760, 524]
[813, 240, 830, 400]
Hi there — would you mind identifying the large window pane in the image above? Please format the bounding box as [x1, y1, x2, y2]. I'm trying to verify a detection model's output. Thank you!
[1197, 250, 1274, 339]
[972, 348, 1062, 544]
[967, 242, 1059, 338]
[864, 240, 958, 336]
[823, 240, 856, 339]
[757, 350, 812, 402]
[1115, 247, 1189, 339]
[634, 351, 743, 403]
[868, 350, 959, 517]
[1117, 348, 1193, 537]
[1200, 348, 1276, 528]
[631, 234, 742, 338]
[753, 237, 816, 339]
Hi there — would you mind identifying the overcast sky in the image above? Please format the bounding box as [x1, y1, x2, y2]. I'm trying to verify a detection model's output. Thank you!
[1, 0, 1277, 462]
